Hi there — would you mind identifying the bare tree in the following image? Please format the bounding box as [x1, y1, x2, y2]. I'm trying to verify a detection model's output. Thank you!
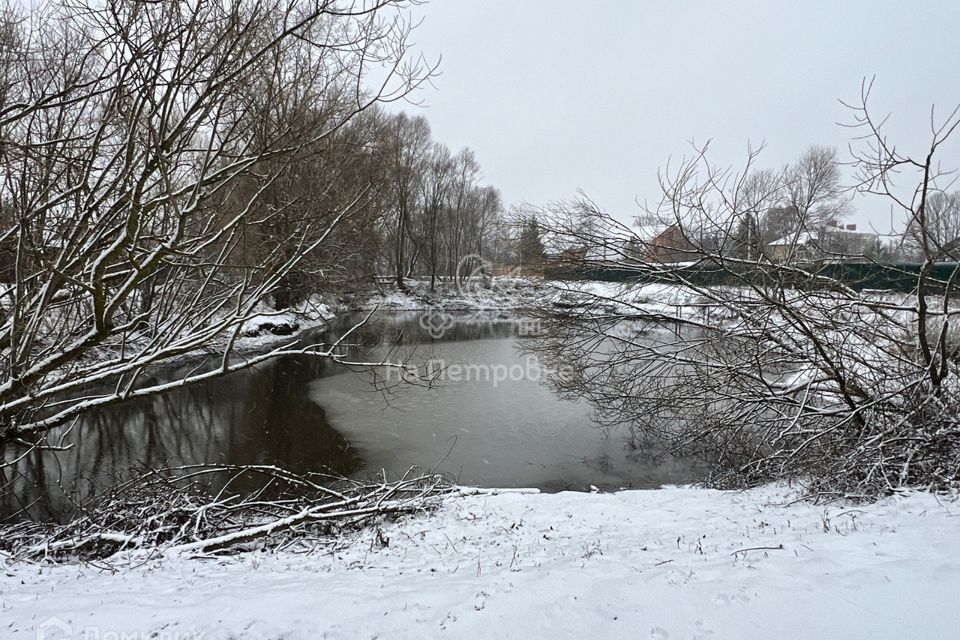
[418, 142, 454, 291]
[785, 145, 850, 230]
[528, 82, 960, 496]
[441, 148, 478, 277]
[383, 112, 430, 290]
[374, 127, 506, 289]
[0, 0, 434, 442]
[904, 191, 960, 259]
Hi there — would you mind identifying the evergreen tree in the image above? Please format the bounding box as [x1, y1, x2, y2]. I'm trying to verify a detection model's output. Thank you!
[519, 218, 546, 266]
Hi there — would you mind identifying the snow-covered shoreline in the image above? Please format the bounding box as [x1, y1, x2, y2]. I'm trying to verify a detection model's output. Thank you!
[205, 277, 548, 352]
[170, 276, 703, 363]
[355, 276, 550, 313]
[3, 484, 957, 639]
[7, 278, 957, 638]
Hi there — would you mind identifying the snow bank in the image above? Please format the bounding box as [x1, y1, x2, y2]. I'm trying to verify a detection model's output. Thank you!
[238, 296, 335, 339]
[358, 277, 550, 312]
[549, 279, 707, 319]
[3, 485, 957, 639]
[355, 277, 708, 323]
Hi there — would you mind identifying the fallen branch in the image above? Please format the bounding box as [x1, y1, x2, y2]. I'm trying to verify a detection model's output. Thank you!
[1, 465, 449, 563]
[730, 544, 785, 556]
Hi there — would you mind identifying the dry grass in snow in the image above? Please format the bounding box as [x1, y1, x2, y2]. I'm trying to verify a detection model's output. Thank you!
[2, 485, 958, 639]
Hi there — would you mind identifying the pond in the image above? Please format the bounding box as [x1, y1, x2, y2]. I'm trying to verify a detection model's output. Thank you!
[0, 311, 698, 521]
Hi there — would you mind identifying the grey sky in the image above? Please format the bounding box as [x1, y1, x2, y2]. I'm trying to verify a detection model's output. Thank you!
[401, 0, 960, 233]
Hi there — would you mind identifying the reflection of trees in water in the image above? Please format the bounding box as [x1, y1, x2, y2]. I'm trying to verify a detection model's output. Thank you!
[1, 312, 525, 522]
[521, 321, 711, 476]
[336, 311, 520, 346]
[1, 355, 361, 522]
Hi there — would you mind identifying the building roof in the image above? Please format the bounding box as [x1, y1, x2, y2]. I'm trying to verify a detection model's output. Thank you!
[768, 231, 817, 247]
[768, 228, 878, 247]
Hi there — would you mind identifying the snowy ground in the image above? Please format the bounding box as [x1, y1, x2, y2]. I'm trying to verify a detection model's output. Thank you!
[357, 276, 551, 312]
[6, 278, 955, 638]
[237, 295, 336, 341]
[3, 485, 958, 639]
[548, 279, 707, 318]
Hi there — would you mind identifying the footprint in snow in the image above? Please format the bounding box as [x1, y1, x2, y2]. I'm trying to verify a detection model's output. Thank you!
[713, 592, 750, 605]
[693, 618, 716, 637]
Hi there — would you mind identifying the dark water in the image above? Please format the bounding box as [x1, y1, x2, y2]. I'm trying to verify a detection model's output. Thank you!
[0, 312, 697, 521]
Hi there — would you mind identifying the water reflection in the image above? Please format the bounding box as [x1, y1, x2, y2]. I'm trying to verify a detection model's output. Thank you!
[1, 311, 700, 522]
[313, 330, 697, 493]
[1, 354, 360, 522]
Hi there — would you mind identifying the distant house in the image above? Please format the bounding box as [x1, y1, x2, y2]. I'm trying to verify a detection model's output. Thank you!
[547, 224, 696, 268]
[556, 246, 588, 263]
[645, 224, 696, 263]
[767, 223, 879, 262]
[588, 236, 645, 263]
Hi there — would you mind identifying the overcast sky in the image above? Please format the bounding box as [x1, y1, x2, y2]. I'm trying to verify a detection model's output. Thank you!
[398, 0, 960, 233]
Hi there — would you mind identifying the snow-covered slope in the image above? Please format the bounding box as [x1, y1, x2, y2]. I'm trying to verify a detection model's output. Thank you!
[358, 276, 549, 312]
[3, 485, 957, 639]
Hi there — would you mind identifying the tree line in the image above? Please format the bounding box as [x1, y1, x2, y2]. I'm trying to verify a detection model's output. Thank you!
[245, 107, 514, 307]
[0, 0, 516, 444]
[375, 112, 512, 293]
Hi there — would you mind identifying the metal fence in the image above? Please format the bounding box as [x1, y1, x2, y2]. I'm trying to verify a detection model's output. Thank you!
[550, 262, 960, 295]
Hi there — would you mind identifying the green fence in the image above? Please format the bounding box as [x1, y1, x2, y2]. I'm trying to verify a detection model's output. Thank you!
[552, 262, 960, 294]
